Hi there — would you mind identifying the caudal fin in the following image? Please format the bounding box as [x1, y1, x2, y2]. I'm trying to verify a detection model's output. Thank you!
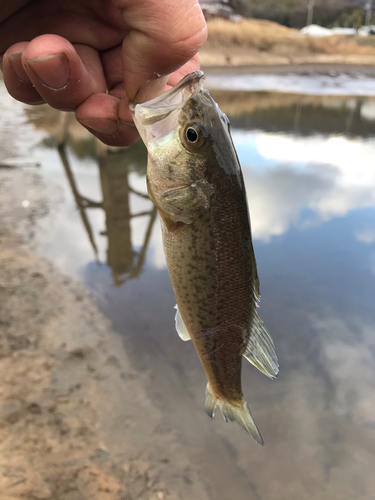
[204, 384, 264, 446]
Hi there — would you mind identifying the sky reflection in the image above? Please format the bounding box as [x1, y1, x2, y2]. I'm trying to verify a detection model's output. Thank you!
[233, 131, 375, 242]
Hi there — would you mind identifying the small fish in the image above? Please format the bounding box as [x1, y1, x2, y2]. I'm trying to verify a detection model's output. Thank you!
[131, 71, 278, 444]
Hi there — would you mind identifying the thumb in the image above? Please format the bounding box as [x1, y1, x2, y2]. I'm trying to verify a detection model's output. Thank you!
[120, 0, 207, 101]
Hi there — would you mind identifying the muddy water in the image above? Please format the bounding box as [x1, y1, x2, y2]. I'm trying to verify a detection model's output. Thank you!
[2, 78, 375, 499]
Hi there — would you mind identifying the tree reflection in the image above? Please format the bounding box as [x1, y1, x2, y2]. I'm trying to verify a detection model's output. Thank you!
[98, 150, 157, 285]
[55, 131, 156, 286]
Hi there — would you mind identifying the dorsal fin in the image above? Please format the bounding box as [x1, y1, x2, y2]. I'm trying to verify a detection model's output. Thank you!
[249, 239, 261, 302]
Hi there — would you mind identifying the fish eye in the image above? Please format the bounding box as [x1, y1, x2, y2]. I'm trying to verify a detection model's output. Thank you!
[186, 127, 198, 143]
[181, 123, 205, 151]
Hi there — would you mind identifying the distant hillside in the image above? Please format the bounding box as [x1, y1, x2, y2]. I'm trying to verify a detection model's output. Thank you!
[235, 0, 373, 28]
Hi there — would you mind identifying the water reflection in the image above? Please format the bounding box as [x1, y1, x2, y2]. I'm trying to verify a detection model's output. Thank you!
[234, 131, 375, 241]
[19, 86, 375, 500]
[57, 143, 101, 260]
[26, 91, 375, 274]
[211, 90, 375, 136]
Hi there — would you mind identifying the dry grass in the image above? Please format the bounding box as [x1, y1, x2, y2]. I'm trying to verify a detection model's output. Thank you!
[308, 35, 375, 55]
[206, 18, 299, 42]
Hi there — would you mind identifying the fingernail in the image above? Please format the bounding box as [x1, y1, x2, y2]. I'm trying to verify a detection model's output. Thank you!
[79, 119, 118, 135]
[8, 53, 29, 82]
[27, 53, 69, 90]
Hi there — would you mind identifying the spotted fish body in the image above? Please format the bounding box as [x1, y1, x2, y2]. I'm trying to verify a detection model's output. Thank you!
[132, 72, 278, 444]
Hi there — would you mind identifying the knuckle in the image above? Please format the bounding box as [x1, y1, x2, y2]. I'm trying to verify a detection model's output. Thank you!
[157, 4, 207, 60]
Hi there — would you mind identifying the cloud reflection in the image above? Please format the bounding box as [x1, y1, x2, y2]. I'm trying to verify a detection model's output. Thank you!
[312, 314, 375, 423]
[355, 230, 375, 244]
[233, 131, 375, 242]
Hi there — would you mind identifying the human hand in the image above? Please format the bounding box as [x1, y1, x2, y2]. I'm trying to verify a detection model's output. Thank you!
[0, 0, 207, 146]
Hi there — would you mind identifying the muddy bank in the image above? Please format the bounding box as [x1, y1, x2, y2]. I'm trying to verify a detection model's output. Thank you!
[0, 168, 211, 500]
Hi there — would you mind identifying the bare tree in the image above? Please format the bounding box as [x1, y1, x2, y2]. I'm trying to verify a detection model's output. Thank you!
[307, 0, 315, 25]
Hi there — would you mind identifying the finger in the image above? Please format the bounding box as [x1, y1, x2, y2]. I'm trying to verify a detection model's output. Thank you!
[2, 42, 45, 104]
[120, 0, 207, 100]
[21, 35, 106, 111]
[101, 45, 123, 92]
[76, 93, 139, 147]
[0, 2, 122, 54]
[166, 53, 201, 88]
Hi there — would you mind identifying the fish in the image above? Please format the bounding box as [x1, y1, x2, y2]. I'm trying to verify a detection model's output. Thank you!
[131, 71, 278, 444]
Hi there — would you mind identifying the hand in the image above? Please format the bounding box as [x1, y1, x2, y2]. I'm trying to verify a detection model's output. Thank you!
[0, 0, 207, 146]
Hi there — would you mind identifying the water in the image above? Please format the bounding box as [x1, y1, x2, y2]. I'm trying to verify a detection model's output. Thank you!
[2, 76, 375, 499]
[205, 70, 375, 96]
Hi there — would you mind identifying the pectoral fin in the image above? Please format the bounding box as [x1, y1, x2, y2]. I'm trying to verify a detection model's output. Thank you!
[243, 310, 279, 379]
[174, 305, 191, 341]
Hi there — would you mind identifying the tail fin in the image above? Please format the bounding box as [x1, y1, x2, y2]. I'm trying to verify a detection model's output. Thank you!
[204, 384, 264, 446]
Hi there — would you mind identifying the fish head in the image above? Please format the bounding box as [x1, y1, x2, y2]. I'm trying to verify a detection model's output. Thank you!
[132, 71, 236, 225]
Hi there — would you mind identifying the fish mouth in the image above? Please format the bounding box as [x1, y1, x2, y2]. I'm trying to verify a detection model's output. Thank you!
[131, 71, 205, 129]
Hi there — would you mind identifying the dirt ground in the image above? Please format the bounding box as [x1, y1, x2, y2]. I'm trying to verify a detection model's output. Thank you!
[200, 18, 375, 67]
[0, 168, 211, 500]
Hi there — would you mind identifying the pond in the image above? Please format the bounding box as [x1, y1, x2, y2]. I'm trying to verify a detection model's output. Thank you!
[2, 73, 375, 500]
